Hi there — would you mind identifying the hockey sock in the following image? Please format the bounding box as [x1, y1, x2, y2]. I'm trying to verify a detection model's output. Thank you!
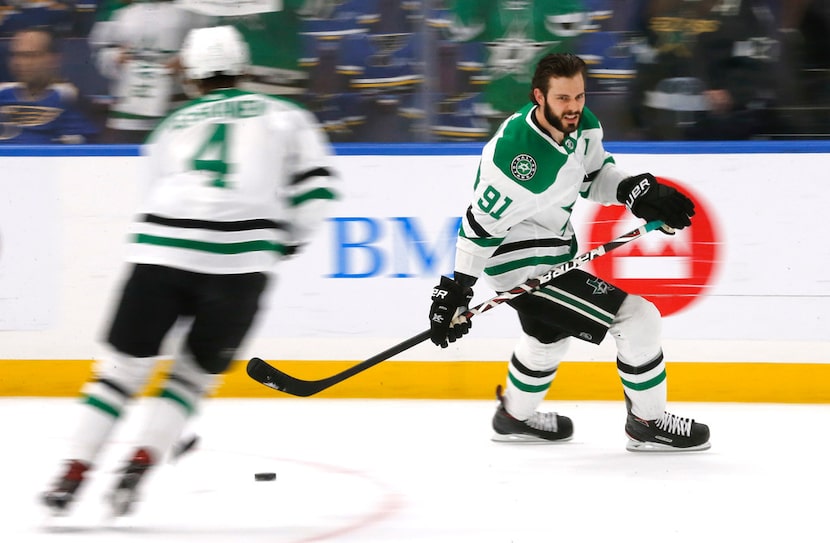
[617, 352, 667, 420]
[65, 353, 158, 464]
[609, 295, 666, 419]
[503, 335, 568, 420]
[135, 352, 218, 459]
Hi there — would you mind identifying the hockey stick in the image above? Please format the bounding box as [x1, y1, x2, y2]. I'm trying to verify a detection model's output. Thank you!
[247, 220, 664, 397]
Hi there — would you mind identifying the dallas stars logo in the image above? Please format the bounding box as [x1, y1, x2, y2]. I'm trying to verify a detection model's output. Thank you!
[587, 277, 614, 295]
[510, 154, 536, 181]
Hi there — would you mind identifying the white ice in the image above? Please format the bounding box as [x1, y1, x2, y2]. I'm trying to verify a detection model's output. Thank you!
[5, 397, 828, 542]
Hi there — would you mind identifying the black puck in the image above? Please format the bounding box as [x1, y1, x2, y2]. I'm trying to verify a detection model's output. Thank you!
[254, 472, 276, 481]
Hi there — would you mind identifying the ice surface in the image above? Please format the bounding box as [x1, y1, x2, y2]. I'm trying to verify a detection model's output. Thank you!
[5, 398, 828, 542]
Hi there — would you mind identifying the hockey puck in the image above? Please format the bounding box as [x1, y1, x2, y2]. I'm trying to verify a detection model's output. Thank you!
[254, 472, 276, 482]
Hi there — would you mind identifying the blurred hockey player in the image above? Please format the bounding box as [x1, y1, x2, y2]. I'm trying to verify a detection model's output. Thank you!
[427, 53, 710, 452]
[42, 25, 338, 515]
[88, 0, 214, 143]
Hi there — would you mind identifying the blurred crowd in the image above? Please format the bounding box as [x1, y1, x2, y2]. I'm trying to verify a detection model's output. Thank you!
[0, 0, 827, 144]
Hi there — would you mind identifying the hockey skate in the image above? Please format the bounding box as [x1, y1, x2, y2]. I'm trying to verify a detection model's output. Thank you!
[41, 459, 90, 514]
[107, 448, 155, 516]
[491, 385, 574, 443]
[624, 396, 710, 452]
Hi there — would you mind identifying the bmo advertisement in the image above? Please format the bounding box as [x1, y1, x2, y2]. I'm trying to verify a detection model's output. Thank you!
[257, 148, 829, 364]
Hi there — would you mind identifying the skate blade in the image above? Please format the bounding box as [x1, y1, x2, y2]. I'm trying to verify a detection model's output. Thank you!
[105, 488, 140, 518]
[38, 504, 94, 533]
[626, 438, 712, 452]
[491, 432, 574, 444]
[40, 503, 72, 519]
[39, 493, 76, 519]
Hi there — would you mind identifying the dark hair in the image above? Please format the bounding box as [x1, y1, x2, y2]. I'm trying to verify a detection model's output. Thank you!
[198, 74, 241, 92]
[529, 53, 587, 104]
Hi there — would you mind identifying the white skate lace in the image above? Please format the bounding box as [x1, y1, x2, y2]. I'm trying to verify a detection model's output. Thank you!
[654, 412, 693, 437]
[525, 411, 559, 432]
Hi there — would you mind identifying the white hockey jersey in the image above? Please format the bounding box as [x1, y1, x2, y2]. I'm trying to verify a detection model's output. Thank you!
[455, 104, 629, 292]
[128, 88, 338, 274]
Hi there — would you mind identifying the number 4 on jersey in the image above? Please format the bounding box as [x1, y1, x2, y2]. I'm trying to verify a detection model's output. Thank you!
[192, 123, 232, 187]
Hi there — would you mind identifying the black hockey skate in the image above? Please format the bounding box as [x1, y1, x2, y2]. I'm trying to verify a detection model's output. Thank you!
[41, 459, 90, 514]
[107, 448, 155, 516]
[492, 385, 574, 443]
[624, 396, 710, 452]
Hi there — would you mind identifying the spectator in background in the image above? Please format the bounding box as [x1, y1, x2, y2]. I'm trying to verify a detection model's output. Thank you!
[628, 0, 779, 140]
[0, 27, 98, 143]
[0, 1, 73, 37]
[88, 0, 213, 143]
[301, 0, 425, 142]
[778, 0, 830, 137]
[687, 0, 780, 139]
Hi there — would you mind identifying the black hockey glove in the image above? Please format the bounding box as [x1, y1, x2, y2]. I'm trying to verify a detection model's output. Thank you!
[429, 275, 474, 348]
[283, 244, 303, 257]
[617, 173, 695, 233]
[282, 243, 305, 260]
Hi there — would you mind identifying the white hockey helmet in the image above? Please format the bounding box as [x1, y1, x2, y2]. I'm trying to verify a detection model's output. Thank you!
[180, 25, 250, 80]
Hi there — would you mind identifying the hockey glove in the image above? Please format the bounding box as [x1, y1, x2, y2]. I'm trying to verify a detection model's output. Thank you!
[429, 275, 474, 348]
[282, 243, 303, 258]
[617, 173, 695, 233]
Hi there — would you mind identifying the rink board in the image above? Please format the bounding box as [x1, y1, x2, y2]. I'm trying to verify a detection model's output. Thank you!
[0, 143, 827, 401]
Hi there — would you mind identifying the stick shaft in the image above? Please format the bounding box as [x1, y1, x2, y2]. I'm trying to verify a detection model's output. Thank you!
[247, 220, 662, 396]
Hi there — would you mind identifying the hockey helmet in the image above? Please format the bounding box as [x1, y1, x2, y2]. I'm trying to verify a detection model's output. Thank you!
[180, 25, 250, 80]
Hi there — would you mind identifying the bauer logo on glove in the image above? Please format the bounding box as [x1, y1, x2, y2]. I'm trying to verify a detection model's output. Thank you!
[617, 173, 695, 233]
[428, 276, 474, 348]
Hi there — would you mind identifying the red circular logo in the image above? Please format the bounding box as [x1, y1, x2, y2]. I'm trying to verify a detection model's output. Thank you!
[587, 177, 720, 316]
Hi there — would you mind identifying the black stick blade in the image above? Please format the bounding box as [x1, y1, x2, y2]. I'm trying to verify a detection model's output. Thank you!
[246, 357, 319, 397]
[247, 358, 289, 393]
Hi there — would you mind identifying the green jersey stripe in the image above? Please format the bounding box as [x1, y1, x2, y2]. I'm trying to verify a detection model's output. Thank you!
[459, 225, 504, 247]
[134, 233, 285, 255]
[291, 187, 337, 206]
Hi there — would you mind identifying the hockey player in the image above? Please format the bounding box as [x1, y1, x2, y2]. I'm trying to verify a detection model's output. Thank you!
[88, 0, 214, 143]
[427, 52, 710, 452]
[42, 25, 338, 515]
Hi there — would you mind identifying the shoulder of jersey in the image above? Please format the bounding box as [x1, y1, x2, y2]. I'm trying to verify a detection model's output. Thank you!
[490, 104, 568, 195]
[580, 106, 601, 131]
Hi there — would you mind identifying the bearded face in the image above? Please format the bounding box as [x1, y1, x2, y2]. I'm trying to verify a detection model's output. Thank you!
[542, 101, 581, 134]
[537, 75, 585, 136]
